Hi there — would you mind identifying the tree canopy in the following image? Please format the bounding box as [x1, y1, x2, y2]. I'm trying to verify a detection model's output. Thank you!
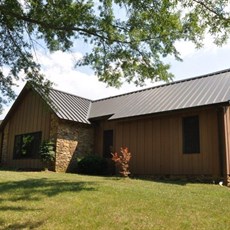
[0, 0, 230, 111]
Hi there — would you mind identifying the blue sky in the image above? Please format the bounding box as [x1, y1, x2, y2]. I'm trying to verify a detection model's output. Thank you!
[1, 35, 230, 119]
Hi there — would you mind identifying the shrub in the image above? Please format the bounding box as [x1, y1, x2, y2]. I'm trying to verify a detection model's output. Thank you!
[111, 147, 131, 177]
[40, 141, 55, 170]
[77, 155, 107, 175]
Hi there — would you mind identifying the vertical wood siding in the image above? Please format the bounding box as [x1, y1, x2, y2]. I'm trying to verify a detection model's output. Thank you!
[5, 90, 51, 169]
[95, 107, 221, 176]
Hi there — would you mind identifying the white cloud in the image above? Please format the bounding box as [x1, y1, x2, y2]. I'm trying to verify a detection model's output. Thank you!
[174, 40, 197, 58]
[175, 34, 230, 59]
[35, 50, 156, 100]
[36, 50, 82, 71]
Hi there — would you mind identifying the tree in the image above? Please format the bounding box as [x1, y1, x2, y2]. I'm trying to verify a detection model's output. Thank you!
[0, 0, 230, 112]
[111, 147, 131, 177]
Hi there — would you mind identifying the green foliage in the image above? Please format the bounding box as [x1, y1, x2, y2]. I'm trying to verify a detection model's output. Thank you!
[39, 141, 55, 164]
[77, 155, 107, 175]
[1, 0, 230, 110]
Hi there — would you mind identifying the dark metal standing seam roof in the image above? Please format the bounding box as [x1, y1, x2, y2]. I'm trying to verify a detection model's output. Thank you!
[88, 69, 230, 120]
[41, 69, 230, 124]
[47, 89, 92, 124]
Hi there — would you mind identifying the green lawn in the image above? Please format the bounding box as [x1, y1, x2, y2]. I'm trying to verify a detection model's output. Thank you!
[0, 171, 229, 230]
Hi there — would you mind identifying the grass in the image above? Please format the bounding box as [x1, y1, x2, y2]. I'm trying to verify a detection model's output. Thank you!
[0, 171, 229, 230]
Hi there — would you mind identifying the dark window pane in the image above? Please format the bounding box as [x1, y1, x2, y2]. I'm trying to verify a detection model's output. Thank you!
[183, 116, 200, 154]
[13, 132, 42, 159]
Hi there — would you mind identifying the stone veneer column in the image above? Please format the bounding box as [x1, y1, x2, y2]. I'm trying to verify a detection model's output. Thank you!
[55, 120, 94, 172]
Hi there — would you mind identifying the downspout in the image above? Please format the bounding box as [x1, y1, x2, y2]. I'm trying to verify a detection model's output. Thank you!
[217, 106, 230, 185]
[223, 104, 230, 186]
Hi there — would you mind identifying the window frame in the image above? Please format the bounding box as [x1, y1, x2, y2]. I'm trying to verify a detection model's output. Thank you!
[13, 131, 42, 159]
[182, 115, 200, 154]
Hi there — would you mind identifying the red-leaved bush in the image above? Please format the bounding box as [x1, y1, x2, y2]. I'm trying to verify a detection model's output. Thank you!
[111, 147, 131, 177]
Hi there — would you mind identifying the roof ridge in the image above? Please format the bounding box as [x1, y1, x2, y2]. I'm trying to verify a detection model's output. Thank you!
[50, 87, 93, 102]
[92, 68, 230, 102]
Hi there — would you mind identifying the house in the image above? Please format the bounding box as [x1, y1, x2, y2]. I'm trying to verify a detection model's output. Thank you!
[0, 69, 230, 184]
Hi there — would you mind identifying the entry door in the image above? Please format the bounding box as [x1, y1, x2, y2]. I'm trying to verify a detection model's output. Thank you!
[103, 130, 113, 158]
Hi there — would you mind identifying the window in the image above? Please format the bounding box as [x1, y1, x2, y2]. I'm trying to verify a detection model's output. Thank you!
[182, 116, 200, 154]
[13, 132, 42, 159]
[103, 130, 113, 158]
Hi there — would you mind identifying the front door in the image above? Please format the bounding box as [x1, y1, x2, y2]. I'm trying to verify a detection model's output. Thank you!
[103, 130, 113, 158]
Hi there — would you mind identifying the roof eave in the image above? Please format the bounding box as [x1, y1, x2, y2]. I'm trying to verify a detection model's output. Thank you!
[106, 102, 230, 122]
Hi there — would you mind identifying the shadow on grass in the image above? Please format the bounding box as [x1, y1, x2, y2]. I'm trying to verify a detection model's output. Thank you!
[102, 174, 189, 185]
[0, 220, 44, 230]
[0, 178, 97, 202]
[0, 177, 97, 229]
[0, 206, 42, 212]
[129, 175, 188, 186]
[132, 175, 220, 186]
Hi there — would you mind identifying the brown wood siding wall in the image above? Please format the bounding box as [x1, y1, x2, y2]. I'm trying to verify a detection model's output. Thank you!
[5, 90, 51, 169]
[94, 107, 221, 176]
